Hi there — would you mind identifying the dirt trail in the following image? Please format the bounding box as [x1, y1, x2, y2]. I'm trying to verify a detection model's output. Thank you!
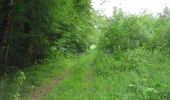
[30, 67, 73, 100]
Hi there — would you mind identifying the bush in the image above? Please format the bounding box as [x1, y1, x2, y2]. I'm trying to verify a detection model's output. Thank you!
[0, 71, 26, 100]
[99, 11, 150, 53]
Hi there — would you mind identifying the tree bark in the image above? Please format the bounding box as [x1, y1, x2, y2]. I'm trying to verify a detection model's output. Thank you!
[0, 0, 13, 64]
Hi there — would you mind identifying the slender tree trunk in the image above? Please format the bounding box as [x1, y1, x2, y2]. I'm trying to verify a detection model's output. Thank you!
[0, 0, 13, 64]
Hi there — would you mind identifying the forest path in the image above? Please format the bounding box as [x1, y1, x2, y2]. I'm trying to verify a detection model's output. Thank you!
[30, 66, 73, 100]
[42, 53, 96, 100]
[27, 52, 95, 100]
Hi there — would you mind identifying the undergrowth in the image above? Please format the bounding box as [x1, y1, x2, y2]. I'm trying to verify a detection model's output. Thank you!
[1, 49, 170, 100]
[45, 49, 170, 100]
[0, 51, 75, 100]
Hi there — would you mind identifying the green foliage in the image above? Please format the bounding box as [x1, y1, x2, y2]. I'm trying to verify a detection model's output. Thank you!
[1, 1, 170, 100]
[0, 71, 26, 100]
[91, 49, 170, 99]
[55, 0, 93, 54]
[0, 0, 92, 70]
[99, 8, 170, 55]
[39, 51, 170, 100]
[99, 10, 151, 53]
[0, 52, 74, 99]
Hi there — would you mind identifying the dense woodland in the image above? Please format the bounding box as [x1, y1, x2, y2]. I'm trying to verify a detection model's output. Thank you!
[0, 0, 92, 69]
[1, 0, 170, 100]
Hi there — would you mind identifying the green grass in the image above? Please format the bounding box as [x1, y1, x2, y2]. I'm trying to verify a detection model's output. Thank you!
[44, 49, 170, 100]
[1, 49, 170, 100]
[0, 54, 76, 100]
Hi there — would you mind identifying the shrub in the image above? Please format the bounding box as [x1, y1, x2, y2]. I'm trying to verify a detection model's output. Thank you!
[0, 71, 26, 100]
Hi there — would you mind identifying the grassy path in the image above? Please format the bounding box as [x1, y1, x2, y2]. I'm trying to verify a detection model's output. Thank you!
[42, 53, 95, 100]
[23, 50, 170, 100]
[42, 51, 170, 100]
[31, 66, 73, 100]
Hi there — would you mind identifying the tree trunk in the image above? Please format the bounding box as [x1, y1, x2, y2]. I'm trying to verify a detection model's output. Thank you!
[0, 0, 13, 64]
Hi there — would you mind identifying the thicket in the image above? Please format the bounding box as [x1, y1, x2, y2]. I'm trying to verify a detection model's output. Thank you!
[99, 7, 170, 55]
[93, 8, 170, 99]
[0, 0, 92, 72]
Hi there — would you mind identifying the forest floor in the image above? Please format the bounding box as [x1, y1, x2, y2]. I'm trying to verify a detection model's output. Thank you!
[30, 49, 170, 100]
[31, 66, 73, 100]
[1, 49, 170, 100]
